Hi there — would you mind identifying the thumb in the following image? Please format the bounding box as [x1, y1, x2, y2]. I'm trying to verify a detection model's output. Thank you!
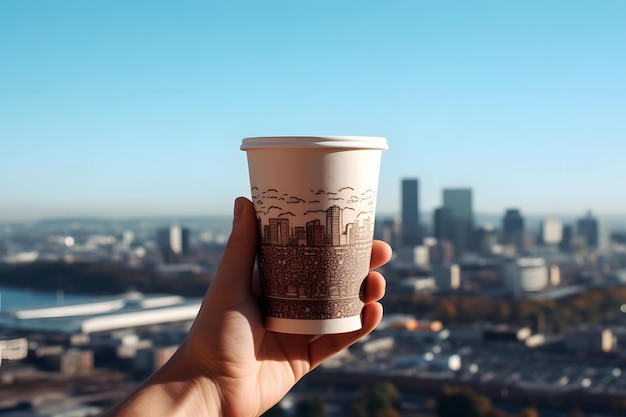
[208, 197, 259, 305]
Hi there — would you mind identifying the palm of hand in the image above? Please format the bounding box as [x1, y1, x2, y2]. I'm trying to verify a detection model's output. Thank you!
[185, 294, 315, 417]
[184, 269, 386, 416]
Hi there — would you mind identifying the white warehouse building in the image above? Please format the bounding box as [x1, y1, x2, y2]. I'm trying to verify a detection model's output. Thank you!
[0, 292, 202, 336]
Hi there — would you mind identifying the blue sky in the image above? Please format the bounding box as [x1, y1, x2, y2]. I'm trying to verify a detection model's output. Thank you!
[1, 1, 625, 221]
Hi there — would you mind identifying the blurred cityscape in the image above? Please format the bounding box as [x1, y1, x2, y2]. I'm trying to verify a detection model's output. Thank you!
[1, 178, 626, 417]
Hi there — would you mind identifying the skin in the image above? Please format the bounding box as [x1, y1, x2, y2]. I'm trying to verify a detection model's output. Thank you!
[104, 197, 392, 417]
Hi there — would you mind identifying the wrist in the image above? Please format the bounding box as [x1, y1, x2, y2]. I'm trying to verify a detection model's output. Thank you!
[148, 355, 223, 417]
[105, 354, 222, 417]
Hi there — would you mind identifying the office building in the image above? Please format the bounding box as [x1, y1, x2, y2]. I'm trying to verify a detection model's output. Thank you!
[0, 336, 28, 365]
[549, 264, 561, 287]
[577, 211, 599, 250]
[565, 327, 617, 354]
[442, 188, 474, 256]
[443, 188, 473, 220]
[502, 209, 525, 244]
[401, 178, 421, 247]
[396, 245, 429, 268]
[433, 207, 451, 242]
[429, 240, 455, 264]
[541, 218, 563, 245]
[560, 225, 574, 252]
[376, 217, 402, 249]
[475, 223, 497, 255]
[157, 225, 190, 263]
[433, 264, 461, 290]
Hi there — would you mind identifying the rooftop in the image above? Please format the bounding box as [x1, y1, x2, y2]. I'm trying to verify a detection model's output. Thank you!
[0, 292, 201, 334]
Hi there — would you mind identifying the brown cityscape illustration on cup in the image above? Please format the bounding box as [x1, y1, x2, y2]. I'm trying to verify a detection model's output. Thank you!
[252, 185, 377, 322]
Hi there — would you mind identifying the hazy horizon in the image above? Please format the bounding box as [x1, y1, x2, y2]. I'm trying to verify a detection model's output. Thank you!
[3, 194, 626, 223]
[3, 208, 626, 234]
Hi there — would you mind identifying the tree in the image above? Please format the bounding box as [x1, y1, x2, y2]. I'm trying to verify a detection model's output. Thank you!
[375, 407, 401, 417]
[349, 381, 402, 417]
[495, 301, 511, 323]
[369, 382, 402, 411]
[437, 387, 492, 417]
[519, 407, 539, 417]
[436, 299, 458, 322]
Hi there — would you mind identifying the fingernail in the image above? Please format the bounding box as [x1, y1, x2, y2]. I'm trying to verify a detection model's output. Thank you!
[234, 197, 243, 220]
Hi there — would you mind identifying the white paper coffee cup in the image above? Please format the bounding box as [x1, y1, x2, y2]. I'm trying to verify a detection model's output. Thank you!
[241, 136, 388, 334]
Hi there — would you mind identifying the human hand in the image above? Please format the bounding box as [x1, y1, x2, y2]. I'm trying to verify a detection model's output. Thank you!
[105, 197, 391, 417]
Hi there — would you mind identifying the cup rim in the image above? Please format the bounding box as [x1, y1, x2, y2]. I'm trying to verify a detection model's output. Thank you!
[241, 136, 388, 151]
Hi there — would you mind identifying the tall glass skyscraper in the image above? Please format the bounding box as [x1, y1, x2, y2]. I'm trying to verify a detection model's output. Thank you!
[443, 188, 473, 221]
[443, 188, 473, 256]
[401, 178, 421, 247]
[577, 211, 599, 249]
[503, 209, 525, 244]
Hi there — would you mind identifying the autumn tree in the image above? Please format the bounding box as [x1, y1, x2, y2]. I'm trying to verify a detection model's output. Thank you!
[349, 381, 402, 417]
[437, 386, 492, 417]
[519, 407, 539, 417]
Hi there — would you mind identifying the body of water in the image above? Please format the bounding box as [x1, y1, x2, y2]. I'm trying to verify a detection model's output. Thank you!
[0, 286, 104, 311]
